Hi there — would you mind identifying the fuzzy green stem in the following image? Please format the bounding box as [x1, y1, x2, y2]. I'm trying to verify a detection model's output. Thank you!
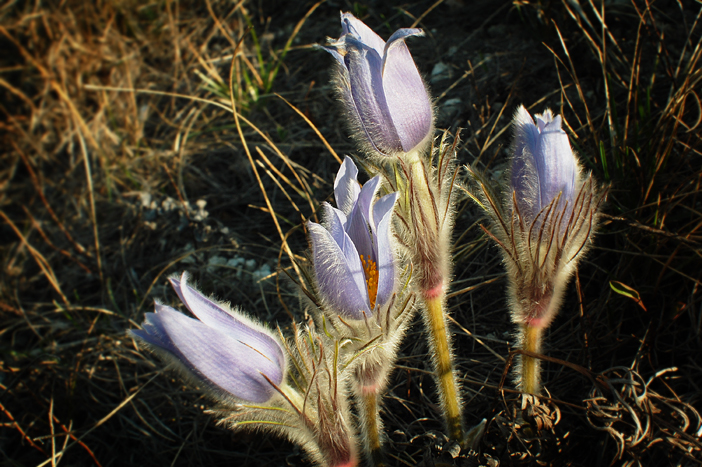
[521, 324, 542, 394]
[359, 391, 385, 467]
[425, 295, 463, 442]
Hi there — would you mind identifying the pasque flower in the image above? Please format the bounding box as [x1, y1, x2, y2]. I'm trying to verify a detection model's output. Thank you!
[308, 156, 398, 320]
[469, 105, 605, 394]
[132, 273, 362, 467]
[505, 106, 603, 331]
[511, 106, 576, 225]
[323, 13, 433, 157]
[130, 272, 286, 403]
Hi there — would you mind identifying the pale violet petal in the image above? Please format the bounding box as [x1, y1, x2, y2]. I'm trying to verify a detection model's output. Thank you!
[354, 176, 381, 222]
[324, 204, 364, 278]
[308, 222, 370, 319]
[538, 115, 576, 205]
[334, 156, 361, 216]
[340, 12, 386, 57]
[150, 307, 283, 403]
[382, 33, 432, 152]
[130, 306, 176, 353]
[510, 105, 542, 216]
[171, 274, 285, 371]
[345, 176, 380, 261]
[321, 44, 346, 66]
[372, 191, 398, 232]
[322, 202, 348, 246]
[344, 37, 403, 154]
[345, 202, 374, 262]
[373, 192, 398, 308]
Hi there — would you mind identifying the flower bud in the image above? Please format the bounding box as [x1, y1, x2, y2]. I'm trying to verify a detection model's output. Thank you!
[322, 13, 433, 156]
[130, 272, 286, 403]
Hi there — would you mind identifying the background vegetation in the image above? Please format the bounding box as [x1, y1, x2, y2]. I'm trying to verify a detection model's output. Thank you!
[1, 0, 700, 465]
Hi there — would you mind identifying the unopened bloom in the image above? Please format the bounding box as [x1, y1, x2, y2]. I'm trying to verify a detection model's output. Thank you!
[323, 13, 433, 156]
[130, 272, 285, 403]
[468, 105, 605, 394]
[504, 105, 604, 330]
[308, 156, 398, 320]
[511, 106, 576, 226]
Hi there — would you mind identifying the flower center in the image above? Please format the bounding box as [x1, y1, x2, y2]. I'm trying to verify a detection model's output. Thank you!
[360, 255, 379, 309]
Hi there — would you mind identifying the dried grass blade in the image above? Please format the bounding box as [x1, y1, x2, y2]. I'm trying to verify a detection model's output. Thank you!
[0, 210, 69, 306]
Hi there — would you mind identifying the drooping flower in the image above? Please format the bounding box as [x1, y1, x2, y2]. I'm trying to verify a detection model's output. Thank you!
[130, 272, 286, 403]
[322, 13, 433, 157]
[308, 156, 398, 320]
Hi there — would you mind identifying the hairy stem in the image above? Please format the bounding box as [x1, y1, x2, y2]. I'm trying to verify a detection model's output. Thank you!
[425, 295, 463, 442]
[521, 324, 542, 394]
[359, 390, 384, 467]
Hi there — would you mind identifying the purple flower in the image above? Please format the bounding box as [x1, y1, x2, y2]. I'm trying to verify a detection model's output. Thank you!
[130, 273, 286, 403]
[308, 157, 398, 319]
[510, 105, 577, 223]
[323, 12, 433, 156]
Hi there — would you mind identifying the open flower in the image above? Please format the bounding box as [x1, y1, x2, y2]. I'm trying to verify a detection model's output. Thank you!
[322, 12, 433, 156]
[130, 272, 286, 403]
[308, 156, 398, 319]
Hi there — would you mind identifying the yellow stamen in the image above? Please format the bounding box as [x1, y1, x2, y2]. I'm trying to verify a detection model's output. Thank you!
[360, 255, 379, 309]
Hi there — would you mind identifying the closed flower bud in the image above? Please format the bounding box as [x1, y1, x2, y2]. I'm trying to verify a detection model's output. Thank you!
[506, 105, 603, 330]
[511, 106, 576, 225]
[322, 13, 433, 157]
[468, 105, 605, 393]
[130, 272, 286, 403]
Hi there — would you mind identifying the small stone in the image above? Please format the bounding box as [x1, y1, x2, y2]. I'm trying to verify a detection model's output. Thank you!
[252, 263, 272, 282]
[139, 192, 151, 208]
[431, 62, 450, 83]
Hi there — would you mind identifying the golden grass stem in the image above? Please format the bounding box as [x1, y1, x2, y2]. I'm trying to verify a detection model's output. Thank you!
[425, 295, 463, 443]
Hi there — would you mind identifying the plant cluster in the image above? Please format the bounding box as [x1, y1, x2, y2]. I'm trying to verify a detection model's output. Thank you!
[131, 13, 608, 466]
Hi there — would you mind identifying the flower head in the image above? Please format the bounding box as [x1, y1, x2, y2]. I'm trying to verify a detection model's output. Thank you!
[470, 106, 605, 330]
[322, 12, 433, 156]
[130, 272, 286, 403]
[510, 105, 577, 223]
[308, 156, 398, 320]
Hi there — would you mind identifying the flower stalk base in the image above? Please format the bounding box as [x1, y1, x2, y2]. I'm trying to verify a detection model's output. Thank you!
[520, 324, 543, 395]
[425, 295, 463, 443]
[360, 391, 385, 467]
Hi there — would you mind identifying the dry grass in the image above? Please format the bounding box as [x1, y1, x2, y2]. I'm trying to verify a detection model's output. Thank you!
[1, 0, 701, 466]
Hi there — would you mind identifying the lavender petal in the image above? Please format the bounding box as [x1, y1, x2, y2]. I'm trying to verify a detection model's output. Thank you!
[308, 221, 370, 319]
[511, 106, 541, 216]
[345, 176, 380, 261]
[340, 12, 385, 57]
[382, 33, 432, 152]
[537, 114, 576, 205]
[170, 274, 285, 371]
[323, 203, 366, 280]
[371, 191, 398, 232]
[344, 37, 403, 154]
[334, 156, 361, 216]
[147, 307, 283, 403]
[373, 192, 398, 309]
